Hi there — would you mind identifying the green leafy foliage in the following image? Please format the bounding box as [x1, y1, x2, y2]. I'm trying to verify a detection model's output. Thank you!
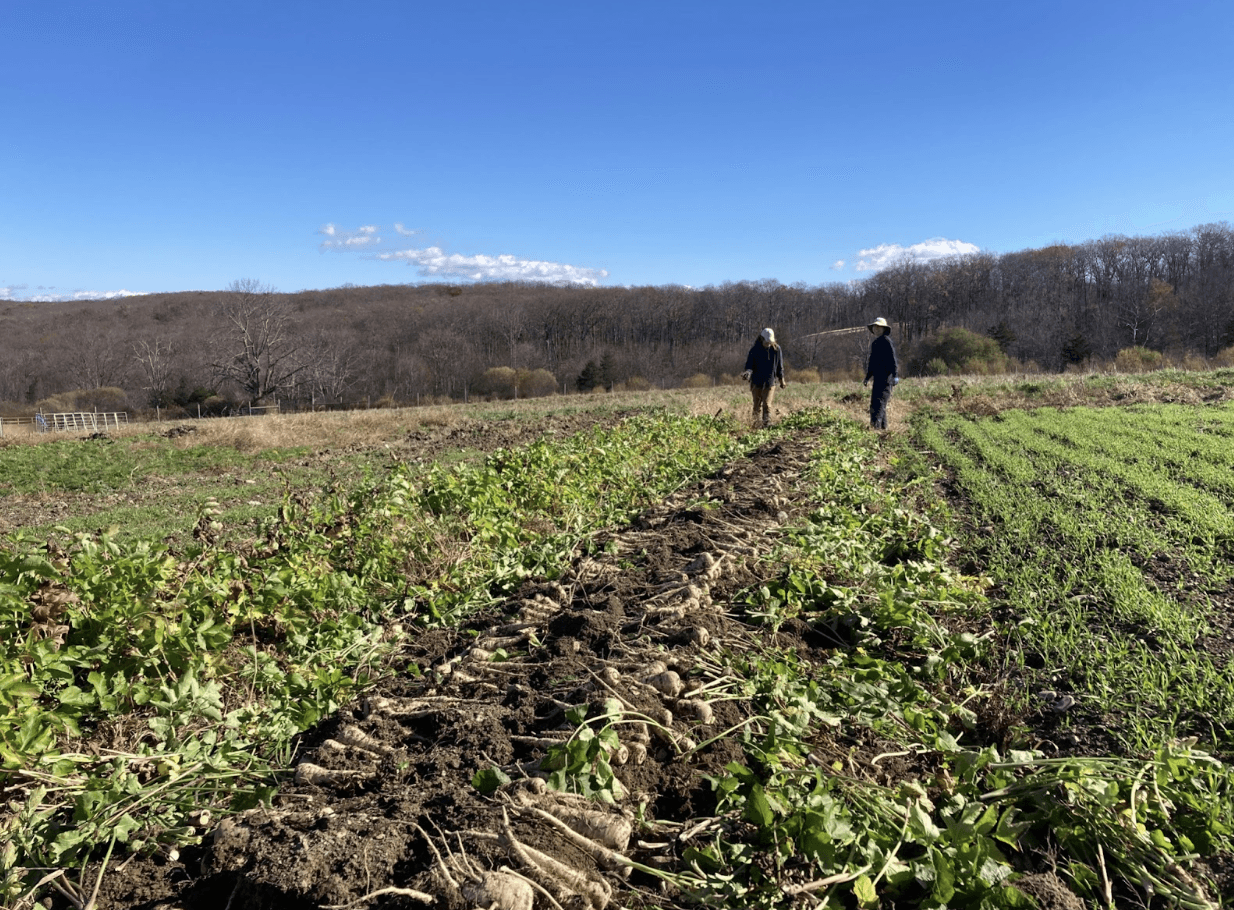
[542, 700, 626, 804]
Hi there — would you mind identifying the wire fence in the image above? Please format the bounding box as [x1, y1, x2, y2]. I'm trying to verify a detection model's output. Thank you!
[0, 412, 129, 436]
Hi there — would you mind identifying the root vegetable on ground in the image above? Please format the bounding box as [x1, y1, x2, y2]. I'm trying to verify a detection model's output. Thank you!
[512, 788, 633, 852]
[489, 816, 613, 910]
[294, 763, 375, 786]
[462, 870, 535, 910]
[333, 724, 395, 756]
[518, 804, 643, 875]
[644, 670, 684, 697]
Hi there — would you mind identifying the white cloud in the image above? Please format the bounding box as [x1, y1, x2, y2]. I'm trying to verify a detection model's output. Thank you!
[830, 259, 845, 271]
[855, 238, 981, 273]
[320, 222, 607, 285]
[1, 286, 138, 302]
[319, 223, 382, 250]
[375, 246, 608, 286]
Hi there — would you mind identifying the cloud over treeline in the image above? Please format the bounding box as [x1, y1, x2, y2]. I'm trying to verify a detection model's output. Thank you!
[320, 223, 608, 286]
[1, 285, 139, 302]
[855, 238, 980, 272]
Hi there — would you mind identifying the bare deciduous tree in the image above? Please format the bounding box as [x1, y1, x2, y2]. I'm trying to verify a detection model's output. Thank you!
[212, 279, 307, 403]
[63, 323, 133, 390]
[303, 336, 361, 406]
[133, 338, 177, 406]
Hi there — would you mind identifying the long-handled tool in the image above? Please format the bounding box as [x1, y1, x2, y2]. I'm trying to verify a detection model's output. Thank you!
[798, 325, 869, 339]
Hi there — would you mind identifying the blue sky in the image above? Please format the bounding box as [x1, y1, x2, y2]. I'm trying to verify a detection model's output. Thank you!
[4, 0, 1233, 301]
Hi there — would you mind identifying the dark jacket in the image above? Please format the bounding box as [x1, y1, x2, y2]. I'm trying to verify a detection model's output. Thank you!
[745, 341, 784, 387]
[865, 334, 899, 382]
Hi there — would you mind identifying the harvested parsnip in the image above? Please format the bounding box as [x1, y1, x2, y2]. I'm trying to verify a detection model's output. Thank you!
[462, 870, 534, 910]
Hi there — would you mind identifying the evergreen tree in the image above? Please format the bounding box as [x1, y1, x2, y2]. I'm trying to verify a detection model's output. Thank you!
[599, 352, 617, 391]
[1221, 318, 1234, 350]
[1061, 333, 1093, 367]
[576, 360, 600, 392]
[988, 321, 1016, 354]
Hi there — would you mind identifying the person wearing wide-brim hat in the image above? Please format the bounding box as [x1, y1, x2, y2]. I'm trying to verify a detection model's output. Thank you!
[863, 317, 899, 430]
[740, 327, 786, 427]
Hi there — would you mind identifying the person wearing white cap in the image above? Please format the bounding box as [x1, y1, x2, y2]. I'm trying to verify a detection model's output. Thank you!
[740, 328, 786, 427]
[863, 317, 899, 429]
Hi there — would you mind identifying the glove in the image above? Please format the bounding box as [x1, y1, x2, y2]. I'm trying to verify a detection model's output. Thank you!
[741, 370, 752, 381]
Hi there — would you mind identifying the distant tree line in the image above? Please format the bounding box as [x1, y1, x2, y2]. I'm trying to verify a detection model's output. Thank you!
[3, 223, 1232, 416]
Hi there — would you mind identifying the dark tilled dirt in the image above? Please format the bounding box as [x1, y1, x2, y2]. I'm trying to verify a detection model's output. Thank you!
[84, 428, 840, 910]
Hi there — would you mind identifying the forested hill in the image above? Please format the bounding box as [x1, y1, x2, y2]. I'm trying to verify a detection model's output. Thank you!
[3, 223, 1232, 414]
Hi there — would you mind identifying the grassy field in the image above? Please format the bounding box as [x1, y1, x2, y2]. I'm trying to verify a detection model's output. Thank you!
[2, 372, 1233, 909]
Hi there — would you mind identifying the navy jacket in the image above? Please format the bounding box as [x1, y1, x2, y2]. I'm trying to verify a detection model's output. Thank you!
[745, 341, 784, 388]
[865, 334, 899, 382]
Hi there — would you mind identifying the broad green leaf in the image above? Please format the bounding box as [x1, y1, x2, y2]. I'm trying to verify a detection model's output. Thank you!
[978, 857, 1013, 886]
[908, 803, 941, 843]
[0, 674, 40, 701]
[852, 873, 878, 909]
[598, 727, 621, 751]
[742, 784, 774, 828]
[470, 767, 511, 794]
[683, 846, 721, 874]
[113, 813, 142, 842]
[725, 761, 755, 782]
[1001, 884, 1037, 908]
[993, 806, 1031, 846]
[565, 704, 588, 725]
[933, 852, 956, 904]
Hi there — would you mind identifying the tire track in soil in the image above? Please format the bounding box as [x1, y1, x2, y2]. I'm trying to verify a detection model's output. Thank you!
[94, 427, 830, 910]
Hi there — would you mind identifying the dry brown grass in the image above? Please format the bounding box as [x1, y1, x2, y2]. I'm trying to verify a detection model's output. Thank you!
[5, 366, 1231, 453]
[182, 409, 445, 453]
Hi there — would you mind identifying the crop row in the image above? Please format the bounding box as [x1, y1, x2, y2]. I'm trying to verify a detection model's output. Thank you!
[0, 411, 767, 903]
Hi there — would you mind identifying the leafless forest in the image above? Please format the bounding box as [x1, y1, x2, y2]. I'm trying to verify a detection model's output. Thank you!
[4, 224, 1233, 416]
